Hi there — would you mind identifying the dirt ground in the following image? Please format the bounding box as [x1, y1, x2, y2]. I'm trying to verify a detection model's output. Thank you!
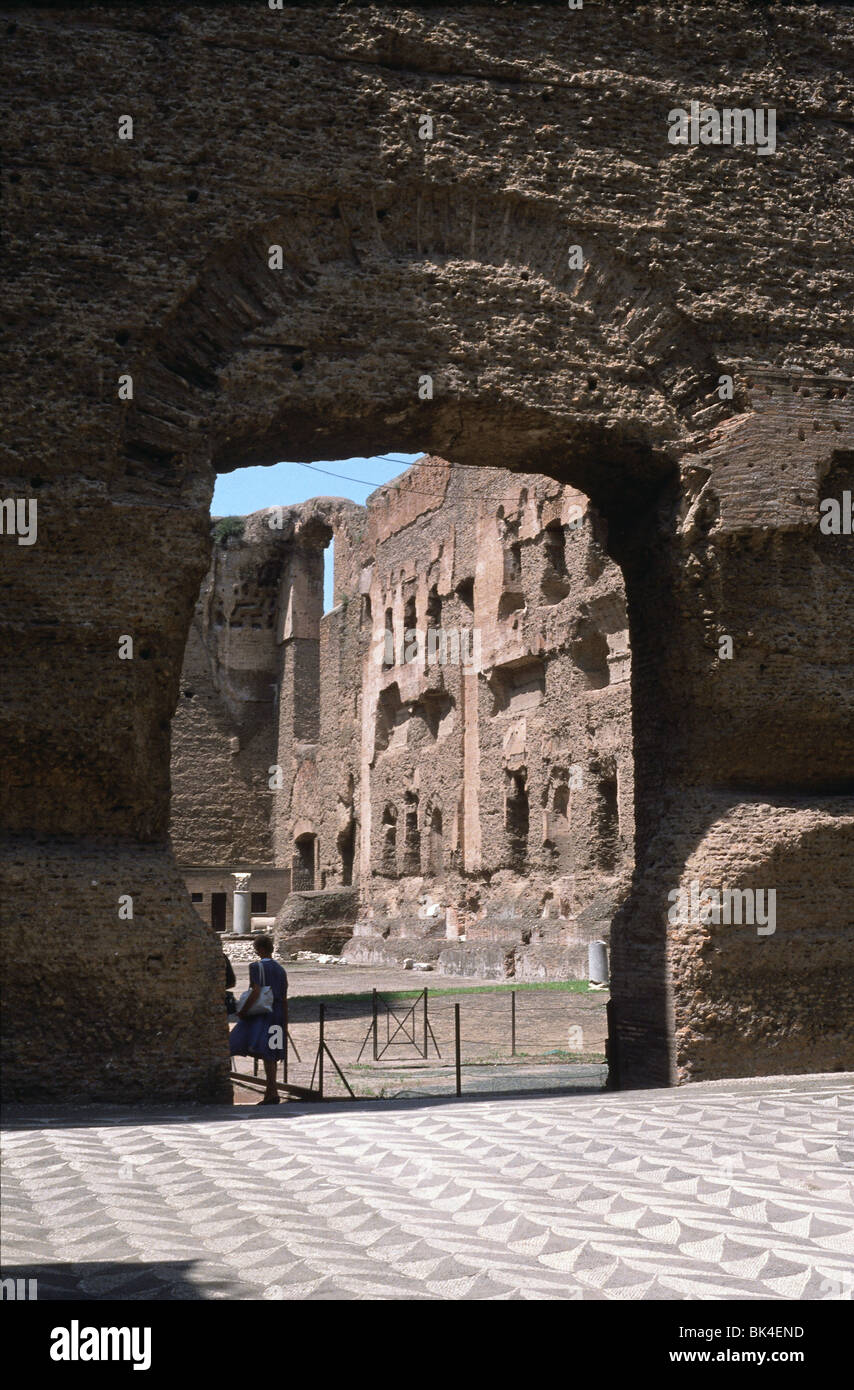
[230, 961, 608, 1101]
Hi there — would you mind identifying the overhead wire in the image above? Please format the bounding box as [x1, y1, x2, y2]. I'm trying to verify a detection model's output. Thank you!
[294, 457, 554, 509]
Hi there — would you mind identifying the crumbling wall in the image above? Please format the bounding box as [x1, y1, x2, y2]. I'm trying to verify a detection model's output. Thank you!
[3, 2, 852, 1099]
[171, 526, 281, 867]
[170, 499, 362, 915]
[314, 599, 363, 892]
[174, 458, 634, 979]
[353, 460, 633, 975]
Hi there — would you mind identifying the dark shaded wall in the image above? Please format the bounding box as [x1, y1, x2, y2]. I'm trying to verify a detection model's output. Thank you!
[1, 2, 852, 1099]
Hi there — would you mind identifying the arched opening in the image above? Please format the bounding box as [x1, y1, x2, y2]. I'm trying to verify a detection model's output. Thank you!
[402, 594, 417, 664]
[595, 762, 620, 873]
[383, 607, 395, 668]
[544, 780, 571, 862]
[541, 520, 570, 603]
[455, 577, 475, 612]
[338, 821, 355, 887]
[426, 806, 444, 877]
[168, 437, 665, 1091]
[322, 535, 335, 614]
[292, 833, 317, 891]
[24, 169, 835, 1109]
[402, 790, 421, 875]
[147, 314, 691, 1099]
[425, 585, 442, 667]
[380, 804, 397, 877]
[497, 509, 526, 622]
[504, 769, 529, 870]
[571, 619, 610, 690]
[503, 540, 523, 591]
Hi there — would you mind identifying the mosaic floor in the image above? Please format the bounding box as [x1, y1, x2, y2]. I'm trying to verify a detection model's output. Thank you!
[2, 1075, 852, 1301]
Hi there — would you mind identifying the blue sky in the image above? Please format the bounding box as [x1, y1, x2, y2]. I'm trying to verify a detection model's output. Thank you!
[211, 454, 423, 611]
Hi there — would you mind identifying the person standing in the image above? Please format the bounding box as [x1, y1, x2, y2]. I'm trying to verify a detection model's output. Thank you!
[229, 934, 288, 1105]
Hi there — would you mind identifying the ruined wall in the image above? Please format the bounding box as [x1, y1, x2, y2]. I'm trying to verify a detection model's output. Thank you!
[611, 381, 854, 1085]
[173, 457, 632, 977]
[271, 504, 366, 888]
[313, 594, 364, 891]
[170, 499, 362, 925]
[353, 459, 633, 977]
[2, 2, 852, 1099]
[171, 525, 280, 867]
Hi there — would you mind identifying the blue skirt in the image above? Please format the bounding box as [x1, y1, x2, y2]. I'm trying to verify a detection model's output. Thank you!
[229, 1001, 285, 1061]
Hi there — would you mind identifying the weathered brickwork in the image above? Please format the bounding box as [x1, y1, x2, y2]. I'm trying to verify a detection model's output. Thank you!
[171, 460, 634, 978]
[352, 460, 633, 977]
[171, 498, 364, 907]
[171, 532, 280, 867]
[2, 2, 852, 1100]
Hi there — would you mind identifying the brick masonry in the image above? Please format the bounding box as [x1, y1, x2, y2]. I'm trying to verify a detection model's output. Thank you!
[1, 2, 852, 1100]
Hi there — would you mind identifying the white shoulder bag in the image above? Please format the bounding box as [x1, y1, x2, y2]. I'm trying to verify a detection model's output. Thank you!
[236, 960, 274, 1017]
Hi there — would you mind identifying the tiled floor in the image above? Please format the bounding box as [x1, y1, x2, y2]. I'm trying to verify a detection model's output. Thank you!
[2, 1075, 853, 1301]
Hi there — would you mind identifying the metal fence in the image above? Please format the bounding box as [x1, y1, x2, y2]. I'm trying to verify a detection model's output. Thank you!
[230, 984, 608, 1102]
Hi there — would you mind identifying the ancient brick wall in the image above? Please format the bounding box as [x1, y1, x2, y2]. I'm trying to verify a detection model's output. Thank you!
[314, 595, 363, 891]
[355, 460, 633, 974]
[170, 500, 361, 920]
[2, 1, 852, 1098]
[172, 457, 633, 977]
[170, 529, 280, 867]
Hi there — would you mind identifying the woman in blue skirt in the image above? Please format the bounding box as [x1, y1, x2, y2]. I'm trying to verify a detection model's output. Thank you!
[229, 934, 288, 1105]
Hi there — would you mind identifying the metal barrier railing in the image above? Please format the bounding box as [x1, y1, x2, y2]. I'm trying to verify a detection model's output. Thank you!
[309, 1002, 356, 1100]
[356, 988, 441, 1062]
[231, 984, 606, 1103]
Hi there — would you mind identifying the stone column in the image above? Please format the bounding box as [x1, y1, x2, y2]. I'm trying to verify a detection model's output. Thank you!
[588, 941, 609, 986]
[232, 872, 251, 936]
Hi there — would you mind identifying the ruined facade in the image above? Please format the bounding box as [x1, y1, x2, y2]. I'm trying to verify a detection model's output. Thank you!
[3, 3, 852, 1101]
[172, 459, 633, 977]
[170, 497, 363, 931]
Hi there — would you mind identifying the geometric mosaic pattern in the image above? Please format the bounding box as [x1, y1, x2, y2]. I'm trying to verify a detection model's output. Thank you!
[3, 1077, 853, 1300]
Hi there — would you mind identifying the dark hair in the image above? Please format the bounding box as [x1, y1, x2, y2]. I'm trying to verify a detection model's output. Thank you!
[253, 933, 274, 955]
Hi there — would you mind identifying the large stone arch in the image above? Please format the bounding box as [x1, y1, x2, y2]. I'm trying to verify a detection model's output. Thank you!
[103, 187, 740, 849]
[121, 188, 736, 487]
[2, 2, 852, 1100]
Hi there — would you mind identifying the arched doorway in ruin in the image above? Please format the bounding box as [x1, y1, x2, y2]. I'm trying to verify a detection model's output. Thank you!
[292, 833, 317, 893]
[426, 808, 444, 879]
[6, 185, 852, 1104]
[337, 822, 356, 889]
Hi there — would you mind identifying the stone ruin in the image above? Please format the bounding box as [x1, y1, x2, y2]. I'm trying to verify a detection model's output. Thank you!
[2, 2, 852, 1102]
[171, 458, 634, 981]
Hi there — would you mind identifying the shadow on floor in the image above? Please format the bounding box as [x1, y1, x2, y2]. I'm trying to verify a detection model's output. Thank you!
[0, 1262, 235, 1300]
[1, 1075, 611, 1132]
[5, 1072, 843, 1134]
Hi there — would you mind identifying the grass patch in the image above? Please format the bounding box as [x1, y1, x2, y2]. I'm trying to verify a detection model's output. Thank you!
[290, 979, 596, 1005]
